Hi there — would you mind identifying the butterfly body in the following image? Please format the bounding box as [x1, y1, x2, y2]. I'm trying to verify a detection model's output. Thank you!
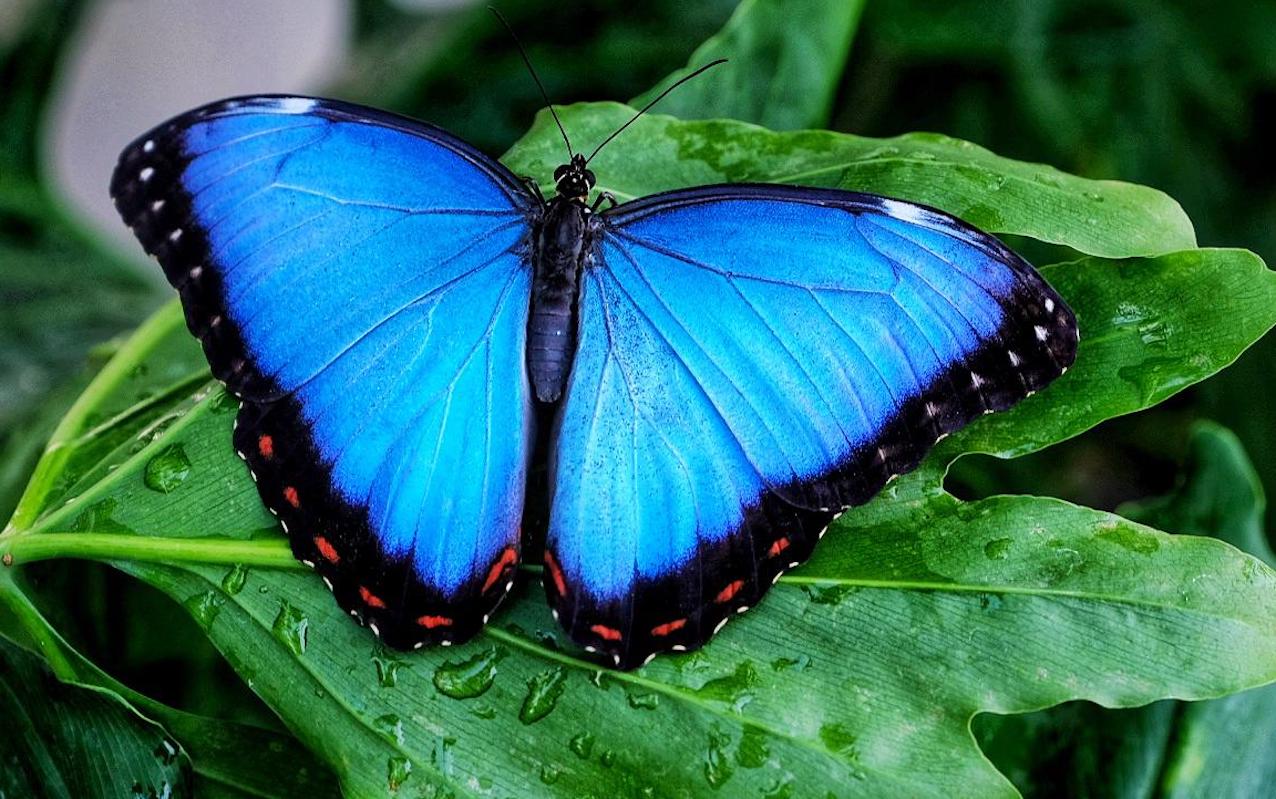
[528, 182, 597, 403]
[111, 96, 1077, 669]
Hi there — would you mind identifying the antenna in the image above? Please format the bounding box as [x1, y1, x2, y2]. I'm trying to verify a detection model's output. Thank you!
[489, 7, 574, 159]
[586, 58, 727, 164]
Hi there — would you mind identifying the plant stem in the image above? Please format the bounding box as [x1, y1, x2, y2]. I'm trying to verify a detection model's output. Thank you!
[0, 570, 77, 679]
[0, 532, 299, 569]
[5, 302, 186, 533]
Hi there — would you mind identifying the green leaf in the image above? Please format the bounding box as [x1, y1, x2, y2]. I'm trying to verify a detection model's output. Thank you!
[6, 91, 1275, 799]
[0, 635, 191, 798]
[5, 232, 1274, 796]
[974, 423, 1276, 798]
[0, 569, 339, 799]
[503, 104, 1196, 258]
[630, 0, 866, 129]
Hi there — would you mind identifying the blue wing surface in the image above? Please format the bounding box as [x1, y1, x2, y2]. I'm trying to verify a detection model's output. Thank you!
[545, 185, 1077, 666]
[112, 97, 537, 647]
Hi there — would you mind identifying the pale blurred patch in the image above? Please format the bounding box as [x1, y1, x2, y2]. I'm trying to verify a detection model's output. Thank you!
[45, 0, 353, 274]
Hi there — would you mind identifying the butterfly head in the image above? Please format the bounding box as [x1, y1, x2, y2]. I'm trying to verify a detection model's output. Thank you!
[553, 154, 595, 202]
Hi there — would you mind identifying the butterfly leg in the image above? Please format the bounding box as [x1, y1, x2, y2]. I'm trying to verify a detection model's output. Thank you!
[521, 176, 545, 204]
[590, 191, 617, 212]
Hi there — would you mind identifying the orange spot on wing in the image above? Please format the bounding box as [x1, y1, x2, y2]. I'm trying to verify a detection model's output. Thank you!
[358, 586, 386, 609]
[314, 536, 339, 564]
[767, 537, 791, 557]
[258, 434, 274, 459]
[715, 579, 745, 604]
[544, 551, 567, 597]
[481, 546, 519, 593]
[417, 615, 453, 629]
[283, 486, 299, 508]
[651, 618, 687, 637]
[590, 624, 622, 641]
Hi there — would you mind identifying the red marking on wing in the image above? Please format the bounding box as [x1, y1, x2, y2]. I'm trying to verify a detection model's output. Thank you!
[359, 586, 386, 609]
[651, 618, 687, 637]
[544, 551, 567, 597]
[590, 624, 622, 641]
[768, 537, 791, 557]
[417, 615, 453, 629]
[314, 536, 340, 564]
[715, 579, 745, 604]
[258, 434, 274, 459]
[283, 486, 300, 508]
[482, 546, 519, 593]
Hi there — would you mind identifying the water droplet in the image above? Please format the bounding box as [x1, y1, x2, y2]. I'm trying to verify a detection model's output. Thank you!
[471, 702, 497, 719]
[703, 725, 735, 788]
[520, 666, 567, 724]
[819, 722, 860, 758]
[258, 585, 270, 594]
[70, 497, 136, 534]
[770, 655, 811, 673]
[762, 774, 796, 799]
[1137, 319, 1172, 350]
[387, 756, 412, 792]
[589, 670, 613, 690]
[599, 749, 617, 768]
[569, 731, 595, 759]
[184, 591, 225, 628]
[539, 763, 562, 785]
[1085, 191, 1105, 202]
[693, 661, 759, 712]
[271, 601, 308, 656]
[143, 444, 192, 493]
[626, 690, 659, 710]
[373, 714, 405, 745]
[373, 651, 410, 688]
[984, 537, 1012, 560]
[221, 564, 248, 594]
[210, 389, 239, 414]
[152, 738, 179, 765]
[1098, 526, 1160, 554]
[907, 150, 937, 161]
[735, 726, 769, 768]
[802, 582, 857, 606]
[433, 647, 502, 698]
[536, 628, 560, 649]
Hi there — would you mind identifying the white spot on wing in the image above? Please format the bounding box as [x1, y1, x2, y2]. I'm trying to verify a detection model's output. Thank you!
[878, 197, 931, 225]
[1034, 325, 1048, 341]
[275, 97, 318, 114]
[1045, 298, 1055, 312]
[139, 167, 154, 182]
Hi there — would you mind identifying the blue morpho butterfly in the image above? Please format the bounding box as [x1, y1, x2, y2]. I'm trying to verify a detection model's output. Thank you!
[111, 74, 1076, 669]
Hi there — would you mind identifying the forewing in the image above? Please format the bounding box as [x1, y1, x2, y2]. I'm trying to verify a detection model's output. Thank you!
[546, 185, 1077, 667]
[112, 97, 537, 647]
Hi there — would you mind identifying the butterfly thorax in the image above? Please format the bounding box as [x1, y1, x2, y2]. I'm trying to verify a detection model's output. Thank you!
[528, 191, 597, 404]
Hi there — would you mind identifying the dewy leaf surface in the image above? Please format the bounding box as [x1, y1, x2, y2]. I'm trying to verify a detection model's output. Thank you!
[3, 106, 1274, 798]
[507, 104, 1195, 258]
[972, 423, 1276, 799]
[630, 0, 866, 130]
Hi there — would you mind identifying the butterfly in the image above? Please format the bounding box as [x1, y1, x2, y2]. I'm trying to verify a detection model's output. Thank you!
[111, 94, 1076, 669]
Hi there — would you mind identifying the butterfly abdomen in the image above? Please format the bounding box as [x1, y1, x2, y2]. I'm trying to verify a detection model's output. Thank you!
[528, 198, 592, 403]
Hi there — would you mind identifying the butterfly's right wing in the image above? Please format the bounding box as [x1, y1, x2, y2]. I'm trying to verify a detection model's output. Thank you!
[112, 96, 538, 647]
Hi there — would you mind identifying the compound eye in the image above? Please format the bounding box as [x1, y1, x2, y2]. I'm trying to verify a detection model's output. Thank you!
[583, 169, 596, 188]
[553, 165, 569, 182]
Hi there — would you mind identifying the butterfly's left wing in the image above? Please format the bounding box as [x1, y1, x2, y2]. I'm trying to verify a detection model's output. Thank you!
[546, 185, 1077, 667]
[111, 97, 537, 649]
